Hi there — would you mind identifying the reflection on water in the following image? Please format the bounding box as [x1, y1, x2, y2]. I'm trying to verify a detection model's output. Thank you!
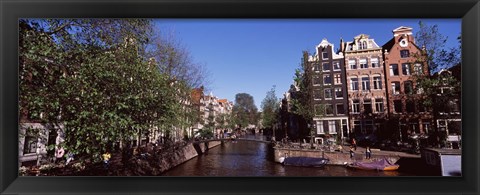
[162, 136, 410, 177]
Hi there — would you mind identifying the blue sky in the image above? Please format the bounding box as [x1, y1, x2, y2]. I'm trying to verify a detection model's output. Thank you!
[153, 19, 461, 110]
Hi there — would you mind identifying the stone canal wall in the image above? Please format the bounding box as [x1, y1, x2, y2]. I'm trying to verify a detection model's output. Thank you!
[157, 141, 221, 173]
[273, 147, 402, 165]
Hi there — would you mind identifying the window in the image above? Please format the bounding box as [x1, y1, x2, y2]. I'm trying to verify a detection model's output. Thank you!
[317, 121, 324, 134]
[324, 88, 332, 99]
[322, 52, 329, 59]
[362, 41, 367, 49]
[392, 82, 400, 95]
[23, 136, 37, 154]
[390, 64, 399, 76]
[323, 63, 331, 72]
[328, 121, 337, 134]
[414, 63, 423, 75]
[350, 78, 359, 91]
[373, 76, 382, 89]
[375, 98, 384, 113]
[313, 76, 321, 85]
[360, 59, 368, 69]
[352, 100, 360, 114]
[336, 104, 345, 115]
[313, 89, 321, 100]
[448, 99, 460, 112]
[361, 77, 370, 91]
[334, 74, 342, 85]
[406, 100, 415, 113]
[335, 88, 343, 99]
[333, 61, 341, 71]
[364, 99, 372, 114]
[353, 121, 361, 133]
[371, 58, 379, 68]
[315, 105, 324, 116]
[404, 81, 413, 94]
[402, 63, 411, 75]
[314, 64, 321, 72]
[323, 75, 332, 85]
[394, 100, 403, 113]
[325, 104, 334, 115]
[400, 50, 410, 58]
[349, 60, 357, 69]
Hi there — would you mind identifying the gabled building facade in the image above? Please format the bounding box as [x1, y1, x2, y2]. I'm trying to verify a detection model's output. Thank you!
[308, 39, 349, 143]
[342, 34, 388, 139]
[382, 26, 432, 141]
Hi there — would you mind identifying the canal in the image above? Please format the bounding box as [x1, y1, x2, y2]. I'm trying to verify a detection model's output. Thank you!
[162, 135, 417, 176]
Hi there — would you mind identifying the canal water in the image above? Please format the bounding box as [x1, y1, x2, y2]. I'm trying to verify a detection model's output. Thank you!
[162, 135, 416, 177]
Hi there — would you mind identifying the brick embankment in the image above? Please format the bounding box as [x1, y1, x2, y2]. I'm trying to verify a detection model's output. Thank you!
[274, 145, 420, 165]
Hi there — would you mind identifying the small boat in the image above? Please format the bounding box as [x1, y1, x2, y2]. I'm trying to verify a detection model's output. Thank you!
[279, 157, 329, 167]
[347, 158, 399, 171]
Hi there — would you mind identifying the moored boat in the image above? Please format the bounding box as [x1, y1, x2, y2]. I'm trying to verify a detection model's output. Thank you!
[347, 158, 399, 171]
[279, 157, 329, 167]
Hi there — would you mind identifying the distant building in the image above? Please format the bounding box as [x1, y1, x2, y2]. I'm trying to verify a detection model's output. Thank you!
[382, 26, 432, 142]
[431, 65, 461, 148]
[342, 34, 387, 139]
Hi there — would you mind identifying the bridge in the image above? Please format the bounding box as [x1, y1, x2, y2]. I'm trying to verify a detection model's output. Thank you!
[193, 137, 272, 144]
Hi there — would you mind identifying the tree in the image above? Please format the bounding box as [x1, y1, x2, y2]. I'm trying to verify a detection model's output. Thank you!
[232, 93, 259, 129]
[290, 51, 324, 147]
[261, 86, 280, 137]
[413, 21, 461, 147]
[19, 19, 187, 163]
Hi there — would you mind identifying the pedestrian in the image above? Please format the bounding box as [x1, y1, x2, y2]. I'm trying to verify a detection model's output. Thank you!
[102, 152, 111, 170]
[66, 152, 74, 165]
[55, 147, 65, 163]
[349, 146, 355, 159]
[351, 138, 357, 151]
[366, 146, 372, 159]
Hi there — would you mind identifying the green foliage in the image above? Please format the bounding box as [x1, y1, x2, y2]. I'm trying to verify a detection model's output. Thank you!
[19, 19, 200, 163]
[232, 93, 259, 129]
[261, 85, 280, 130]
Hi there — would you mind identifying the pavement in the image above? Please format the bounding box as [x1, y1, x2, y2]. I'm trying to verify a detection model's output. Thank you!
[341, 145, 420, 158]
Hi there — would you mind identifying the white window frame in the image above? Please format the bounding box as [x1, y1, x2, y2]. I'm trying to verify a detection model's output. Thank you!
[328, 121, 337, 134]
[348, 59, 357, 69]
[371, 58, 379, 68]
[334, 74, 342, 85]
[323, 74, 332, 85]
[360, 59, 368, 69]
[352, 100, 360, 114]
[324, 88, 332, 100]
[361, 76, 370, 91]
[322, 52, 329, 59]
[333, 61, 341, 71]
[335, 87, 343, 99]
[373, 76, 382, 90]
[323, 63, 331, 72]
[350, 78, 359, 91]
[317, 121, 324, 134]
[375, 99, 384, 113]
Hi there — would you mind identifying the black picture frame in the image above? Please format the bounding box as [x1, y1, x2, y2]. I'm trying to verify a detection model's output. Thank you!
[1, 0, 479, 194]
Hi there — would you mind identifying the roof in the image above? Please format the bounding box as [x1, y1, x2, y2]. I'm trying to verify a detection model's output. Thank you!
[191, 88, 204, 104]
[382, 37, 396, 53]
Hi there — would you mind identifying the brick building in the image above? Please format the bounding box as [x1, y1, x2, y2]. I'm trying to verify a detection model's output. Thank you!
[342, 34, 388, 139]
[382, 26, 432, 141]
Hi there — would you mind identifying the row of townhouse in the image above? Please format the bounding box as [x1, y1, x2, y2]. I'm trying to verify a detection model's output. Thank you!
[191, 86, 234, 137]
[282, 26, 461, 147]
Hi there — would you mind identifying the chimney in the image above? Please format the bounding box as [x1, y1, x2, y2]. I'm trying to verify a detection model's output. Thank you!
[340, 38, 345, 52]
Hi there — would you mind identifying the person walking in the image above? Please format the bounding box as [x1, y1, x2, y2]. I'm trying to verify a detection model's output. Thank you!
[349, 146, 355, 159]
[351, 138, 357, 151]
[102, 152, 111, 170]
[366, 146, 372, 159]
